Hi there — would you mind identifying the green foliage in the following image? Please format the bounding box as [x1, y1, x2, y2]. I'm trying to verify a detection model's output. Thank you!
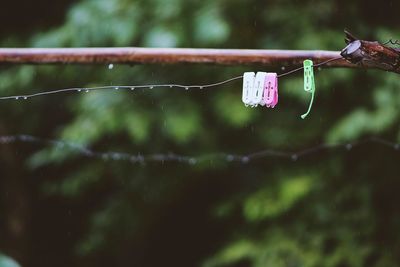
[243, 176, 313, 221]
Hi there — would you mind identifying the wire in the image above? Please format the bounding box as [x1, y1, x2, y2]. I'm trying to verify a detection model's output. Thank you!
[0, 134, 398, 165]
[277, 57, 342, 78]
[383, 39, 400, 47]
[0, 57, 343, 101]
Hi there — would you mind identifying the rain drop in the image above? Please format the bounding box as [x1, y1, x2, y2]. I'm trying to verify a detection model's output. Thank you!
[185, 87, 189, 90]
[199, 86, 204, 89]
[115, 87, 119, 90]
[15, 97, 19, 100]
[77, 89, 82, 92]
[345, 143, 352, 150]
[85, 89, 89, 93]
[131, 87, 135, 90]
[226, 155, 234, 161]
[395, 144, 400, 150]
[23, 97, 27, 100]
[281, 66, 286, 71]
[149, 86, 154, 89]
[108, 64, 114, 70]
[188, 158, 197, 165]
[241, 156, 250, 163]
[291, 154, 298, 161]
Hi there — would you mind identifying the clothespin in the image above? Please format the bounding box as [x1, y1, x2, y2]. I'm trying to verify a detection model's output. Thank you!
[263, 73, 278, 108]
[252, 72, 267, 107]
[242, 72, 255, 107]
[301, 60, 315, 119]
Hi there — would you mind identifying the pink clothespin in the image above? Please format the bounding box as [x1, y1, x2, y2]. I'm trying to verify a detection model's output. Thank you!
[262, 73, 278, 108]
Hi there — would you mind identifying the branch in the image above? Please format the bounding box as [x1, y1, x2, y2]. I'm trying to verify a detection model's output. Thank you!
[0, 47, 350, 67]
[341, 30, 400, 74]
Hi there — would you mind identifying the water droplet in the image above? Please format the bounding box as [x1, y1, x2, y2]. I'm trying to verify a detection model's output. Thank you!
[345, 143, 352, 150]
[199, 86, 204, 89]
[77, 89, 82, 92]
[15, 97, 19, 100]
[185, 87, 189, 90]
[188, 158, 197, 165]
[111, 153, 121, 160]
[169, 85, 173, 88]
[108, 64, 114, 70]
[85, 89, 89, 93]
[241, 156, 250, 163]
[131, 87, 135, 90]
[115, 87, 119, 90]
[291, 154, 298, 161]
[281, 66, 286, 71]
[149, 86, 154, 89]
[23, 97, 27, 100]
[226, 155, 234, 161]
[394, 144, 400, 150]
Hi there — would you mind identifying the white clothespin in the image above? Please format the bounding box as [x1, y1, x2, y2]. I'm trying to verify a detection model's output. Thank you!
[253, 72, 267, 106]
[242, 72, 255, 107]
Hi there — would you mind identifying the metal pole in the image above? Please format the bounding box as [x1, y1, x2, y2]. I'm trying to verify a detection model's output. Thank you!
[0, 47, 352, 67]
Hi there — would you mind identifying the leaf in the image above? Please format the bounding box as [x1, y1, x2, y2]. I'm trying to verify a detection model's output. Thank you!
[243, 176, 313, 222]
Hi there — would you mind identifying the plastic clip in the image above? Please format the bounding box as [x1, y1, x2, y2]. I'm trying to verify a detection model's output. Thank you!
[301, 60, 315, 119]
[242, 72, 255, 107]
[263, 73, 278, 108]
[252, 72, 267, 107]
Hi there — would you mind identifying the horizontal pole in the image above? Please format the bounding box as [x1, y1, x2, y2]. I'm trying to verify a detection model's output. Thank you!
[0, 47, 353, 67]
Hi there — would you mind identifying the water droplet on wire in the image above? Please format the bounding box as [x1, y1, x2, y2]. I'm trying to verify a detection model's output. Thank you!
[241, 156, 250, 163]
[226, 155, 234, 161]
[108, 64, 114, 70]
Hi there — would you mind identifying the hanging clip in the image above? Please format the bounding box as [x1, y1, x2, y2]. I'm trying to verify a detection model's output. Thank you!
[252, 72, 267, 107]
[301, 60, 315, 119]
[263, 73, 278, 108]
[242, 72, 255, 107]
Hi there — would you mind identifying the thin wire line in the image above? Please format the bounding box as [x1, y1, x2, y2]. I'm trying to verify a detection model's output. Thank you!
[277, 57, 343, 78]
[0, 134, 398, 165]
[0, 57, 343, 101]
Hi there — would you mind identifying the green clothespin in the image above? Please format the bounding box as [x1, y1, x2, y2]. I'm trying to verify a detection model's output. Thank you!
[301, 59, 315, 119]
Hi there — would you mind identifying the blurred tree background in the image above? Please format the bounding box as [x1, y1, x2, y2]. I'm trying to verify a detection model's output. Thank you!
[1, 0, 400, 266]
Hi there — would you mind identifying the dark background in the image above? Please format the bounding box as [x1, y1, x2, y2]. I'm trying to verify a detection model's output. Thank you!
[1, 0, 400, 266]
